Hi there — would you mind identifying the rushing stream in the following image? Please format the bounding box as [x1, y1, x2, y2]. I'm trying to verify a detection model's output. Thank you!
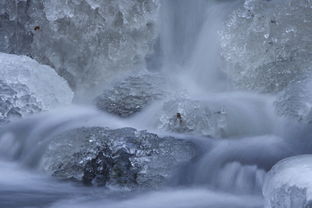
[1, 0, 312, 208]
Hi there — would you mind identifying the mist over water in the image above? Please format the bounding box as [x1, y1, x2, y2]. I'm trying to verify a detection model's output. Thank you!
[1, 0, 312, 208]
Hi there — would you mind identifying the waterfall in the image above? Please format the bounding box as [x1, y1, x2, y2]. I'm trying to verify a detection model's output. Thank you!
[0, 0, 312, 208]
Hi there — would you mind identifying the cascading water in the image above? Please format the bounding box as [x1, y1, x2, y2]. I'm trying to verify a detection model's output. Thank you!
[158, 0, 240, 93]
[1, 0, 312, 208]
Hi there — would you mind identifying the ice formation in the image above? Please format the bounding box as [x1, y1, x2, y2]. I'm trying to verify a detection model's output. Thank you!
[0, 0, 160, 93]
[0, 0, 34, 55]
[40, 127, 196, 188]
[220, 0, 312, 93]
[0, 80, 40, 125]
[0, 52, 73, 124]
[263, 155, 312, 208]
[95, 74, 167, 117]
[158, 99, 227, 138]
[275, 76, 312, 123]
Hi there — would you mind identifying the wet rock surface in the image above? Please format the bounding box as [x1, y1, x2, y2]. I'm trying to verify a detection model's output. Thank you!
[95, 74, 166, 117]
[41, 127, 196, 188]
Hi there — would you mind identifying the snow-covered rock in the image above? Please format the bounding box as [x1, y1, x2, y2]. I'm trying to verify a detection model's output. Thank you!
[0, 53, 73, 124]
[263, 155, 312, 208]
[40, 127, 196, 188]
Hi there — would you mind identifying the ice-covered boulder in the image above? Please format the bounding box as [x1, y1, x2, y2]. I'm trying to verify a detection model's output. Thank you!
[263, 155, 312, 208]
[0, 80, 41, 125]
[220, 0, 312, 93]
[95, 74, 167, 117]
[0, 0, 160, 92]
[155, 94, 276, 138]
[275, 76, 312, 123]
[0, 53, 73, 124]
[158, 99, 227, 138]
[40, 127, 196, 188]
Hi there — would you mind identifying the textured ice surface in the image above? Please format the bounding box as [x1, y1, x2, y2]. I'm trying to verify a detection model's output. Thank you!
[95, 74, 166, 117]
[156, 93, 277, 138]
[0, 0, 159, 93]
[263, 155, 312, 208]
[158, 99, 227, 138]
[220, 0, 312, 93]
[0, 81, 41, 125]
[0, 0, 34, 55]
[0, 53, 73, 124]
[275, 76, 312, 123]
[40, 127, 196, 188]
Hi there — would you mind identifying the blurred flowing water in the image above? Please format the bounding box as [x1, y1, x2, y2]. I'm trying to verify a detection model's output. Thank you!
[0, 0, 312, 208]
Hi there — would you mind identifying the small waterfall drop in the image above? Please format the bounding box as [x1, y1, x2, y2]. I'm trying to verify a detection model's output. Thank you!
[1, 0, 312, 208]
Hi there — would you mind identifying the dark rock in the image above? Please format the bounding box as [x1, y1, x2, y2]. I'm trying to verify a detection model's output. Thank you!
[82, 145, 113, 186]
[41, 127, 196, 188]
[95, 74, 167, 117]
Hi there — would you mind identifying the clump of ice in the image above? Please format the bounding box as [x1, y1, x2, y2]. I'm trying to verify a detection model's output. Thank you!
[156, 93, 276, 138]
[0, 52, 73, 123]
[0, 0, 160, 94]
[0, 81, 41, 125]
[220, 0, 312, 93]
[263, 155, 312, 208]
[158, 99, 227, 138]
[40, 127, 196, 188]
[275, 76, 312, 123]
[0, 0, 34, 55]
